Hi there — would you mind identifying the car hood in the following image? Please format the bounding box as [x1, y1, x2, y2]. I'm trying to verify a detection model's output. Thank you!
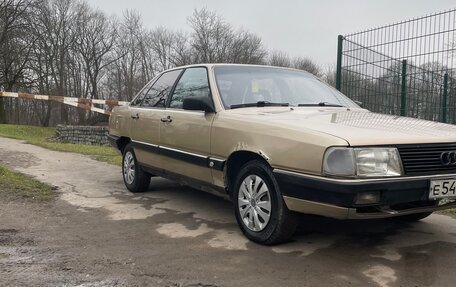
[225, 107, 456, 146]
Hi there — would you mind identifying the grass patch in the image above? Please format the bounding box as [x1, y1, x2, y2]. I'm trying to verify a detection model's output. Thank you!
[0, 164, 54, 202]
[0, 124, 121, 166]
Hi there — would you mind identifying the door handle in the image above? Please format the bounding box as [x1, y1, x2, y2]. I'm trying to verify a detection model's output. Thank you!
[160, 115, 172, 123]
[131, 113, 139, 119]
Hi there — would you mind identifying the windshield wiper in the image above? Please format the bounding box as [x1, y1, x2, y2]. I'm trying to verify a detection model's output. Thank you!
[298, 102, 344, 107]
[230, 101, 290, 109]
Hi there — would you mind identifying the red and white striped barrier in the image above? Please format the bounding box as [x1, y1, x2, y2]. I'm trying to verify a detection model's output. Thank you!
[0, 91, 128, 115]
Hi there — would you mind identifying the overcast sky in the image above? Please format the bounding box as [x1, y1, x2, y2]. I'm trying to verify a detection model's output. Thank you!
[90, 0, 455, 67]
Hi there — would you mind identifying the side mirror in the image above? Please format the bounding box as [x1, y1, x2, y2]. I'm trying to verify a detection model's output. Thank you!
[183, 96, 215, 113]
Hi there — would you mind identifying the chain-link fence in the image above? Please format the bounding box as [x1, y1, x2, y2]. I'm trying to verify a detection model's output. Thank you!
[336, 9, 456, 124]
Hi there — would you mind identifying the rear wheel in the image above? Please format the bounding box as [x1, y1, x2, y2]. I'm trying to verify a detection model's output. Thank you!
[232, 160, 296, 245]
[122, 144, 151, 193]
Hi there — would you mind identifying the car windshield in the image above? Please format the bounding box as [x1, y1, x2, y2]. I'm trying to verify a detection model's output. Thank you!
[214, 66, 359, 109]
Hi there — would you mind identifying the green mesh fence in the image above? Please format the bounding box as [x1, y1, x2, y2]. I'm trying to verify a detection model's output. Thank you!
[336, 9, 456, 124]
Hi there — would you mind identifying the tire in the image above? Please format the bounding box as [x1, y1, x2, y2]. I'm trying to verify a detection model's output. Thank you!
[395, 211, 433, 222]
[122, 143, 151, 193]
[232, 160, 296, 245]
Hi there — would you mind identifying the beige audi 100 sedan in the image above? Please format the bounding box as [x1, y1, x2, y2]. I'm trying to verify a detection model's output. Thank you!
[108, 64, 456, 245]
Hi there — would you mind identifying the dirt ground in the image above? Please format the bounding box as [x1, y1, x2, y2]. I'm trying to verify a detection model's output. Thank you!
[1, 136, 456, 287]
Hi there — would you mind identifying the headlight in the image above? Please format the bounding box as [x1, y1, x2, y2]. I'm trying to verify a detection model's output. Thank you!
[323, 147, 402, 178]
[322, 147, 356, 176]
[354, 148, 402, 177]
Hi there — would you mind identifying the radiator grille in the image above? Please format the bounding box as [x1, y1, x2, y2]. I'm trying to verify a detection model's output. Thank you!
[396, 143, 456, 175]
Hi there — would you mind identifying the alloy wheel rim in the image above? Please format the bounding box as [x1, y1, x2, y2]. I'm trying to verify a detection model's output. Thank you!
[123, 152, 135, 184]
[238, 175, 272, 232]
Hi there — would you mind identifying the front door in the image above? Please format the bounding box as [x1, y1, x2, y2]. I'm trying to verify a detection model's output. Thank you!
[159, 67, 214, 183]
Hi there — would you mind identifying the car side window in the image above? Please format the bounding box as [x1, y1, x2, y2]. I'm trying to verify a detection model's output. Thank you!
[140, 69, 182, 108]
[169, 68, 210, 109]
[130, 79, 155, 106]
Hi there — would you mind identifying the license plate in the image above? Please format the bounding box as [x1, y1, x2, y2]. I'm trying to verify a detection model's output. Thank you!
[429, 179, 456, 199]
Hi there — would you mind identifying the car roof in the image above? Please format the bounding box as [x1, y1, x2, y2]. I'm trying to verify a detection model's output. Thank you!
[164, 63, 314, 76]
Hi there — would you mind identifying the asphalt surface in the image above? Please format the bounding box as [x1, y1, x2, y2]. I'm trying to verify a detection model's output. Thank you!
[1, 136, 456, 286]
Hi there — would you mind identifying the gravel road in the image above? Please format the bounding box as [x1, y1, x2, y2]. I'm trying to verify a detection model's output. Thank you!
[1, 136, 456, 286]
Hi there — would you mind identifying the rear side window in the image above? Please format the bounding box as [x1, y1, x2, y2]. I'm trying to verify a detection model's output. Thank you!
[130, 79, 156, 106]
[168, 68, 210, 109]
[140, 69, 182, 108]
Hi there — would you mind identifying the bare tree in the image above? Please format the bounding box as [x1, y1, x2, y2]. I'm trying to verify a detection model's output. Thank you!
[169, 31, 193, 66]
[32, 0, 83, 125]
[149, 27, 177, 71]
[292, 56, 321, 76]
[0, 0, 37, 123]
[104, 10, 147, 101]
[231, 31, 267, 64]
[75, 4, 118, 100]
[188, 8, 267, 64]
[188, 8, 231, 63]
[322, 64, 337, 87]
[268, 50, 291, 67]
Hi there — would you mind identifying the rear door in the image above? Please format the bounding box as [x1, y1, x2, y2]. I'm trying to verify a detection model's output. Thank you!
[159, 67, 215, 183]
[129, 69, 182, 168]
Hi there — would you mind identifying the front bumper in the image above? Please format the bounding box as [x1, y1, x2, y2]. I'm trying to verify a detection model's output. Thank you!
[274, 169, 456, 219]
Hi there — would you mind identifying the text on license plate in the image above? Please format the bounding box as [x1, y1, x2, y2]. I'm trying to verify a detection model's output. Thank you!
[429, 179, 456, 199]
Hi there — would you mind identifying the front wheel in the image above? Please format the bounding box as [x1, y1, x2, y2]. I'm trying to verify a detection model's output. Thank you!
[232, 160, 296, 245]
[122, 144, 151, 193]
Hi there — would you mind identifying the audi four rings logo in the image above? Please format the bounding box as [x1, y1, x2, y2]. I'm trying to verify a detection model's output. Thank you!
[440, 151, 456, 166]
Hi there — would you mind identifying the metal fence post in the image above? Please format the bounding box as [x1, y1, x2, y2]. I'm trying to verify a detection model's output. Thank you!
[441, 73, 448, 123]
[400, 60, 407, 117]
[335, 35, 343, 91]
